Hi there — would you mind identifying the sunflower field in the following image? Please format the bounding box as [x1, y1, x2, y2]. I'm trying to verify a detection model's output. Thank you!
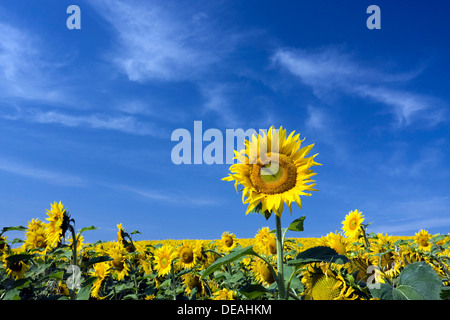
[1, 127, 449, 300]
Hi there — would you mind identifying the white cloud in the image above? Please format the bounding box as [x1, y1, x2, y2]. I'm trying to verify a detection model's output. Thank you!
[0, 157, 84, 186]
[273, 47, 446, 128]
[26, 110, 165, 137]
[91, 0, 238, 82]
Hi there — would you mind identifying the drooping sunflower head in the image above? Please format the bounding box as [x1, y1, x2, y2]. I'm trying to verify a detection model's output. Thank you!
[45, 201, 70, 248]
[90, 262, 111, 299]
[323, 231, 350, 256]
[254, 227, 277, 256]
[223, 126, 320, 218]
[182, 273, 205, 298]
[3, 257, 29, 280]
[251, 259, 276, 287]
[342, 209, 364, 239]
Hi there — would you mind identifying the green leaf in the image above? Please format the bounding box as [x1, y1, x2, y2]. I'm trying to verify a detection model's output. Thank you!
[370, 262, 442, 300]
[78, 226, 98, 234]
[5, 253, 35, 264]
[288, 246, 350, 266]
[76, 276, 97, 300]
[130, 230, 142, 235]
[202, 246, 258, 278]
[287, 216, 305, 232]
[248, 202, 271, 220]
[84, 255, 113, 268]
[239, 283, 271, 299]
[3, 289, 21, 300]
[1, 226, 27, 234]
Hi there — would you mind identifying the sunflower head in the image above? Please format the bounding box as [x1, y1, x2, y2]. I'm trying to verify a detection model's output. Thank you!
[213, 288, 236, 300]
[219, 232, 237, 252]
[45, 201, 70, 247]
[252, 259, 276, 287]
[3, 257, 29, 280]
[414, 229, 432, 251]
[223, 126, 320, 218]
[342, 209, 364, 239]
[25, 219, 49, 251]
[302, 262, 359, 300]
[153, 245, 175, 277]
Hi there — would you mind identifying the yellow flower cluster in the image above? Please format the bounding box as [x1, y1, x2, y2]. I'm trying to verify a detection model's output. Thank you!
[0, 203, 448, 300]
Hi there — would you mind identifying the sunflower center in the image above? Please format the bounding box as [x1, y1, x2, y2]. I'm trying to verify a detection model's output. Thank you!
[311, 275, 341, 300]
[349, 218, 358, 230]
[180, 247, 194, 264]
[8, 261, 23, 272]
[160, 256, 170, 268]
[418, 237, 429, 247]
[250, 153, 297, 195]
[223, 236, 233, 248]
[36, 236, 46, 248]
[112, 258, 124, 271]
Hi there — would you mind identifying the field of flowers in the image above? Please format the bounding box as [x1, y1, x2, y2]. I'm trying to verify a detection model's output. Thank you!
[0, 201, 448, 300]
[1, 127, 449, 300]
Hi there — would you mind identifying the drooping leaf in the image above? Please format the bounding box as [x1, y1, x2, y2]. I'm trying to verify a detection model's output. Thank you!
[78, 226, 98, 234]
[289, 246, 349, 266]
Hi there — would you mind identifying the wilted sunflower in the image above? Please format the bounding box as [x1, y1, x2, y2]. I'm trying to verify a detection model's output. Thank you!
[45, 201, 70, 247]
[302, 262, 359, 300]
[223, 126, 320, 218]
[153, 245, 175, 277]
[342, 209, 364, 239]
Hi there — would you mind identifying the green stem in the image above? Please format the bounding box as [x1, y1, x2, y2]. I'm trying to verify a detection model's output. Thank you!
[275, 214, 287, 299]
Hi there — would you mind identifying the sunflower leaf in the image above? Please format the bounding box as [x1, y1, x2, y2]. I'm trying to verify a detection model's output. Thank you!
[287, 216, 305, 232]
[78, 225, 98, 234]
[201, 246, 258, 279]
[288, 246, 349, 266]
[239, 283, 271, 299]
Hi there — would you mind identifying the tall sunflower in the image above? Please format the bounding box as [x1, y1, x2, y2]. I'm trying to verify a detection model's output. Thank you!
[45, 201, 70, 247]
[223, 126, 320, 218]
[342, 209, 364, 239]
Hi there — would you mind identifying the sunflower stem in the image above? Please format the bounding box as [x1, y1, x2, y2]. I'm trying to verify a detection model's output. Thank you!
[275, 214, 287, 299]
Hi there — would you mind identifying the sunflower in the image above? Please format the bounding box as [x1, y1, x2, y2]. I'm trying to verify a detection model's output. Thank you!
[25, 218, 49, 251]
[153, 245, 175, 277]
[90, 262, 111, 299]
[0, 235, 8, 254]
[414, 229, 432, 251]
[342, 209, 364, 239]
[301, 262, 359, 300]
[251, 259, 276, 287]
[175, 241, 201, 269]
[182, 273, 205, 298]
[3, 257, 29, 280]
[223, 126, 320, 218]
[219, 232, 237, 252]
[322, 231, 350, 255]
[45, 201, 70, 247]
[254, 227, 277, 256]
[107, 243, 130, 281]
[213, 288, 236, 300]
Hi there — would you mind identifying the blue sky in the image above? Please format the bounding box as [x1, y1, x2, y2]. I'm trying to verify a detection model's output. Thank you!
[1, 0, 449, 243]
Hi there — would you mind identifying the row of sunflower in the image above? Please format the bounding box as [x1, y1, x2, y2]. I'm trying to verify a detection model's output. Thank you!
[0, 202, 449, 300]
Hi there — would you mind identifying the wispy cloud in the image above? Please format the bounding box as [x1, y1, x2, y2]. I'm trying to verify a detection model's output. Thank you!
[272, 47, 446, 128]
[117, 185, 221, 207]
[91, 0, 241, 83]
[0, 157, 84, 186]
[0, 21, 70, 104]
[25, 110, 165, 137]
